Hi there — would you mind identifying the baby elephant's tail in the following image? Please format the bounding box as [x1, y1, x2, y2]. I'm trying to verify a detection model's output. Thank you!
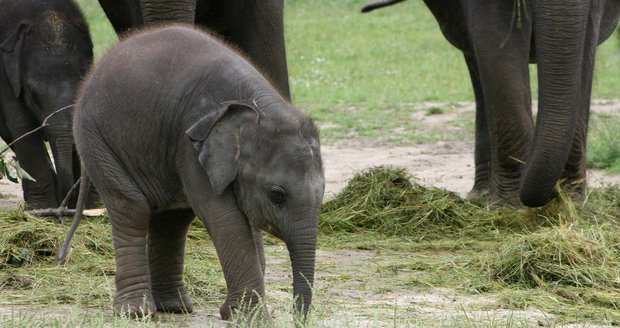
[57, 165, 91, 264]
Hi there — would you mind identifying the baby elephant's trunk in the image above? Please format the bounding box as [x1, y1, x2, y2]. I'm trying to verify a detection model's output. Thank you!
[285, 222, 318, 318]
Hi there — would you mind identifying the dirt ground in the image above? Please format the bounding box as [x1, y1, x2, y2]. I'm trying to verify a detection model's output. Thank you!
[2, 101, 620, 326]
[2, 141, 620, 207]
[0, 140, 482, 208]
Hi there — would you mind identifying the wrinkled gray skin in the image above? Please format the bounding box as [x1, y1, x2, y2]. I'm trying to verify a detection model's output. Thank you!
[74, 25, 324, 319]
[96, 0, 291, 100]
[0, 0, 93, 209]
[364, 0, 620, 207]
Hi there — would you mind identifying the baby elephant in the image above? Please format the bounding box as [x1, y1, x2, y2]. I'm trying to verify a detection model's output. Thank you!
[73, 25, 325, 319]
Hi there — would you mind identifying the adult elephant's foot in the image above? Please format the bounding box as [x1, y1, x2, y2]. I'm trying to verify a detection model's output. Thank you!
[22, 185, 59, 209]
[152, 285, 193, 313]
[219, 295, 270, 322]
[488, 193, 521, 208]
[113, 291, 156, 317]
[486, 169, 523, 208]
[466, 186, 489, 203]
[560, 175, 586, 203]
[466, 170, 491, 205]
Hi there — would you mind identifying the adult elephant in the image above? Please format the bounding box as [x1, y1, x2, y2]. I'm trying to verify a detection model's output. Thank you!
[97, 0, 291, 100]
[363, 0, 620, 207]
[0, 0, 93, 209]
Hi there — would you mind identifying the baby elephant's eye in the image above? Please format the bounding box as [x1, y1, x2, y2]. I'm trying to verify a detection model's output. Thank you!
[267, 185, 287, 207]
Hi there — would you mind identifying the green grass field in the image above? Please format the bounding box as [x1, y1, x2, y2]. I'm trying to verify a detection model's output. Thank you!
[1, 1, 620, 327]
[83, 0, 620, 104]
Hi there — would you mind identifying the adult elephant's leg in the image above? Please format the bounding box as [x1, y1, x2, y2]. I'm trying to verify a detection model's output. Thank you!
[464, 54, 490, 199]
[139, 0, 196, 25]
[464, 0, 534, 206]
[11, 133, 58, 209]
[97, 0, 143, 35]
[4, 122, 57, 208]
[215, 0, 291, 100]
[148, 208, 195, 313]
[1, 99, 58, 208]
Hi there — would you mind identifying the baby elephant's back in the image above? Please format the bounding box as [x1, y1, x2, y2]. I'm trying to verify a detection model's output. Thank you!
[74, 25, 237, 151]
[76, 25, 229, 121]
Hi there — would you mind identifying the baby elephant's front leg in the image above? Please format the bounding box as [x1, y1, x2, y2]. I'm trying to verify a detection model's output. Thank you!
[198, 198, 266, 320]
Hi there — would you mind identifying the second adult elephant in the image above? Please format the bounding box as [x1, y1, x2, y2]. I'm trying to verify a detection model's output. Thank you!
[96, 0, 291, 100]
[0, 0, 93, 209]
[364, 0, 620, 207]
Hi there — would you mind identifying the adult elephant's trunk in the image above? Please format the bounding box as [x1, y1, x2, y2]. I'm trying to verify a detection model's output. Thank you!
[283, 218, 318, 318]
[44, 115, 76, 206]
[519, 1, 590, 207]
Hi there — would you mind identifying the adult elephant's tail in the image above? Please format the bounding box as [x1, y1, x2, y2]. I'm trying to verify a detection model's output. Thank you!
[519, 0, 600, 207]
[361, 0, 407, 13]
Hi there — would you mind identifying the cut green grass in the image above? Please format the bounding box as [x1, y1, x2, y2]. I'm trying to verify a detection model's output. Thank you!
[319, 167, 620, 324]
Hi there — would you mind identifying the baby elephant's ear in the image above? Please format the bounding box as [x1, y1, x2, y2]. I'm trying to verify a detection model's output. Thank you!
[186, 103, 258, 194]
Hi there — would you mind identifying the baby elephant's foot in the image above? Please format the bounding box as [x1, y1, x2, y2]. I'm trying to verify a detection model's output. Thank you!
[113, 292, 156, 317]
[153, 285, 193, 313]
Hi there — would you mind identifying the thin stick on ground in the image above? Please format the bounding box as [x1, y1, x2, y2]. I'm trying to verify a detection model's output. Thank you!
[26, 178, 81, 218]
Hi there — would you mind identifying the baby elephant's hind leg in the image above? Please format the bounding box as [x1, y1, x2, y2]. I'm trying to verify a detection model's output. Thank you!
[107, 199, 156, 316]
[148, 209, 196, 313]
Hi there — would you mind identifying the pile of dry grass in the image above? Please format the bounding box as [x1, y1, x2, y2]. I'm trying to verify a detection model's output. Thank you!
[0, 211, 64, 268]
[320, 166, 478, 237]
[320, 166, 620, 235]
[0, 213, 113, 305]
[0, 212, 114, 269]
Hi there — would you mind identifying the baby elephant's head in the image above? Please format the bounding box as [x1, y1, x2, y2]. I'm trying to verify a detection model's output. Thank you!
[186, 101, 324, 316]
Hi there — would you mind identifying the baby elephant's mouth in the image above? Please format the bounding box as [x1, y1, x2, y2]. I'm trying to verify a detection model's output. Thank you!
[260, 222, 282, 239]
